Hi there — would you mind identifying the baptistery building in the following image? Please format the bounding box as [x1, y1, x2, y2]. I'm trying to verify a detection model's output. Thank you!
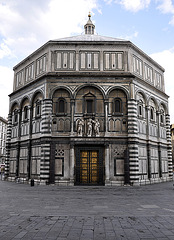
[5, 15, 173, 185]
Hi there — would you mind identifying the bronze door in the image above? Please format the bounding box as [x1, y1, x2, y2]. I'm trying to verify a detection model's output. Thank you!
[76, 147, 104, 185]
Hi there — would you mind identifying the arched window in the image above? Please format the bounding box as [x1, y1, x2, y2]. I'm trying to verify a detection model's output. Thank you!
[24, 106, 28, 120]
[115, 99, 121, 112]
[56, 98, 66, 114]
[139, 105, 142, 116]
[113, 98, 122, 114]
[160, 110, 164, 124]
[14, 110, 18, 124]
[138, 100, 143, 117]
[35, 100, 41, 117]
[161, 114, 163, 123]
[150, 108, 154, 120]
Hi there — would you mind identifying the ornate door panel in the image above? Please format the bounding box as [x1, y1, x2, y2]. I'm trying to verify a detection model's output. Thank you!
[76, 147, 104, 185]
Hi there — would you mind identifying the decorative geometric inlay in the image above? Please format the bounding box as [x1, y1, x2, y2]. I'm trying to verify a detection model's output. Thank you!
[101, 85, 111, 92]
[69, 86, 77, 91]
[113, 146, 127, 158]
[55, 149, 64, 157]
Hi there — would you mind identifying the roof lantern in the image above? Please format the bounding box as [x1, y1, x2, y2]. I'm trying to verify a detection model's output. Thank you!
[84, 12, 95, 35]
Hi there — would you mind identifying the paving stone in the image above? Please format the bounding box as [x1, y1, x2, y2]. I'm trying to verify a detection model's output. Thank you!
[0, 180, 174, 240]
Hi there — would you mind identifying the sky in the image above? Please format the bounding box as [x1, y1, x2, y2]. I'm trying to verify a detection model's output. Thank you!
[0, 0, 174, 122]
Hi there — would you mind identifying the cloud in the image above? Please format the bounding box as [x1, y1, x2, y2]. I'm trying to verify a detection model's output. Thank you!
[0, 66, 13, 118]
[115, 0, 151, 12]
[156, 0, 174, 25]
[150, 48, 174, 123]
[156, 0, 174, 14]
[0, 42, 14, 59]
[0, 0, 100, 61]
[119, 31, 139, 40]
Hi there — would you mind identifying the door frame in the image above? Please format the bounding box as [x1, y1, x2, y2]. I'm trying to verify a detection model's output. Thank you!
[75, 145, 105, 185]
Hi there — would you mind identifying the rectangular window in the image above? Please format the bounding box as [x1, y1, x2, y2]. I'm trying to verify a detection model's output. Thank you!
[26, 63, 34, 82]
[133, 55, 143, 76]
[93, 53, 99, 69]
[87, 53, 92, 69]
[87, 100, 93, 113]
[56, 52, 62, 69]
[145, 64, 153, 83]
[155, 71, 162, 89]
[105, 53, 110, 69]
[104, 52, 123, 70]
[16, 70, 24, 88]
[55, 51, 75, 70]
[81, 52, 86, 69]
[63, 52, 68, 68]
[80, 51, 99, 70]
[117, 53, 123, 69]
[69, 52, 74, 69]
[111, 53, 116, 69]
[36, 55, 47, 76]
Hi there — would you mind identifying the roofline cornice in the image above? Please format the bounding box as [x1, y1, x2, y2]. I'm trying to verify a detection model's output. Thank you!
[13, 39, 164, 72]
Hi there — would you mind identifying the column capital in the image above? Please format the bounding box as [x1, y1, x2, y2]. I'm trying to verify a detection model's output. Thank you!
[104, 99, 109, 104]
[145, 106, 150, 111]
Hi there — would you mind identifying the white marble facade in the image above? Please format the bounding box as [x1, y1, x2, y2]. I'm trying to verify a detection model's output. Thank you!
[5, 14, 173, 186]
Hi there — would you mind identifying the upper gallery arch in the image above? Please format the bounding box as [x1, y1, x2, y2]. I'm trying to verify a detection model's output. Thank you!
[50, 86, 73, 99]
[74, 84, 105, 100]
[106, 86, 129, 100]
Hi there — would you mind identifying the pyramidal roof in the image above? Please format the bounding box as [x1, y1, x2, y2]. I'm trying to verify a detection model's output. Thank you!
[54, 34, 126, 42]
[53, 13, 127, 43]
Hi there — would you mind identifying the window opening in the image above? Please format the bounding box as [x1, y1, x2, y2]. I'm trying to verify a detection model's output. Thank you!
[161, 114, 163, 123]
[150, 108, 154, 120]
[24, 106, 28, 120]
[87, 99, 93, 113]
[59, 99, 65, 113]
[35, 100, 41, 117]
[14, 110, 18, 123]
[115, 99, 121, 113]
[139, 105, 142, 116]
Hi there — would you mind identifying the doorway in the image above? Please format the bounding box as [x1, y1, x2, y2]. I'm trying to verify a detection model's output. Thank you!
[75, 147, 104, 185]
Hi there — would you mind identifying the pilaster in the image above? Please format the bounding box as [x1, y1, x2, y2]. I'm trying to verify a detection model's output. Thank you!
[5, 113, 12, 178]
[127, 99, 139, 184]
[70, 99, 75, 135]
[105, 143, 110, 184]
[104, 99, 109, 134]
[146, 106, 151, 179]
[41, 99, 53, 136]
[70, 143, 75, 184]
[166, 114, 173, 178]
[40, 142, 51, 184]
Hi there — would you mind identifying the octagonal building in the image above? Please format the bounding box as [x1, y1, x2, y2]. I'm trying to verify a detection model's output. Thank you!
[5, 15, 173, 185]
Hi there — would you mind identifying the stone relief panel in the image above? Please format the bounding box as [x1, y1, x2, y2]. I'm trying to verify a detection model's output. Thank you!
[31, 146, 41, 176]
[52, 118, 71, 132]
[19, 147, 28, 176]
[55, 146, 64, 176]
[9, 149, 17, 174]
[76, 117, 101, 137]
[54, 143, 70, 179]
[138, 146, 148, 180]
[150, 147, 159, 178]
[161, 149, 168, 174]
[111, 144, 127, 176]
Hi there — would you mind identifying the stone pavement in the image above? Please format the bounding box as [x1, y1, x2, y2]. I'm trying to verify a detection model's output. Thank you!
[0, 180, 174, 240]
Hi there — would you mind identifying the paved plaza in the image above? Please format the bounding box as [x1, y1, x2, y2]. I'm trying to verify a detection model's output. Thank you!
[0, 180, 174, 240]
